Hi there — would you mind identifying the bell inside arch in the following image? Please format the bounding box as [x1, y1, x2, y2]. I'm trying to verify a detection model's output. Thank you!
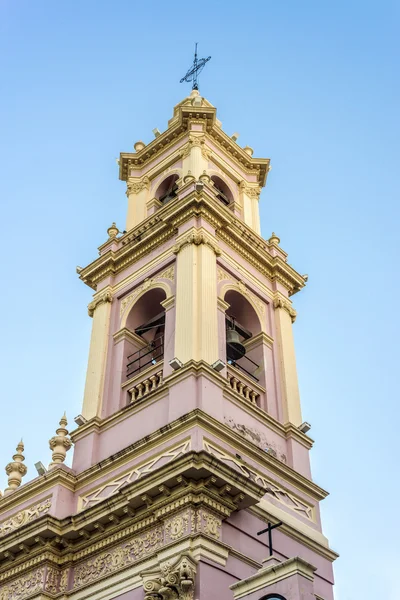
[226, 328, 246, 361]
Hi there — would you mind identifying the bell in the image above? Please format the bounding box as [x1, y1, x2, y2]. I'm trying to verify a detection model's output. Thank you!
[226, 328, 246, 361]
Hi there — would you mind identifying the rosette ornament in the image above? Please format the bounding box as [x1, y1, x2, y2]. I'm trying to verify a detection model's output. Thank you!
[48, 413, 72, 470]
[5, 440, 27, 494]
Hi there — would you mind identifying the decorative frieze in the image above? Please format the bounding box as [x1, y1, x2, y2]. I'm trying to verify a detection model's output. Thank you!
[165, 511, 190, 541]
[79, 440, 191, 510]
[45, 567, 60, 593]
[87, 290, 112, 317]
[273, 296, 297, 323]
[203, 440, 313, 520]
[173, 230, 221, 256]
[0, 498, 52, 538]
[73, 527, 164, 588]
[0, 568, 44, 600]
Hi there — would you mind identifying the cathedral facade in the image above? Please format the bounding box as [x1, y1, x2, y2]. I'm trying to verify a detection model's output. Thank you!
[0, 91, 337, 599]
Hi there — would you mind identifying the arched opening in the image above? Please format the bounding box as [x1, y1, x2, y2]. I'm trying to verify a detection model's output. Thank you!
[211, 176, 234, 206]
[125, 288, 166, 378]
[155, 175, 179, 204]
[259, 596, 287, 600]
[225, 290, 261, 380]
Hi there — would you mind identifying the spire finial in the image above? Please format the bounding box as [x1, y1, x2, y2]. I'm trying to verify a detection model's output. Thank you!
[107, 222, 119, 239]
[48, 413, 72, 470]
[268, 232, 281, 246]
[180, 43, 211, 91]
[4, 440, 27, 494]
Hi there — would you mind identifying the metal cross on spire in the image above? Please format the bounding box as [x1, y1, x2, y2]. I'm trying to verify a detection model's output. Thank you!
[180, 43, 211, 91]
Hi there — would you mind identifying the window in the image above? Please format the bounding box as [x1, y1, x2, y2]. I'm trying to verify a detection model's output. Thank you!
[155, 175, 179, 204]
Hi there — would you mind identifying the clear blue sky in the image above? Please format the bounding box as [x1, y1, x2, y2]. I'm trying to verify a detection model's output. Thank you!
[0, 1, 399, 598]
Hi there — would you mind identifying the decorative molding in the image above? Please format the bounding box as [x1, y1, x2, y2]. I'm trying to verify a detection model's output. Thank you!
[224, 417, 287, 464]
[219, 279, 266, 322]
[239, 180, 262, 199]
[0, 568, 45, 600]
[79, 440, 191, 510]
[273, 296, 297, 323]
[217, 267, 231, 283]
[45, 567, 60, 593]
[74, 527, 164, 589]
[203, 440, 313, 521]
[120, 271, 173, 319]
[165, 511, 190, 541]
[59, 568, 69, 593]
[173, 230, 221, 256]
[126, 176, 150, 196]
[88, 289, 112, 317]
[201, 510, 222, 539]
[0, 498, 52, 538]
[141, 553, 196, 600]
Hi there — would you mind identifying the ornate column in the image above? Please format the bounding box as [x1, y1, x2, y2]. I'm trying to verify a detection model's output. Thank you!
[273, 293, 302, 426]
[81, 289, 113, 420]
[239, 181, 262, 234]
[182, 134, 208, 179]
[125, 176, 150, 231]
[173, 230, 219, 364]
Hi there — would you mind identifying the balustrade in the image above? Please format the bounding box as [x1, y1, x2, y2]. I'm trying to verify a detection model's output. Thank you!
[128, 369, 163, 402]
[226, 368, 261, 406]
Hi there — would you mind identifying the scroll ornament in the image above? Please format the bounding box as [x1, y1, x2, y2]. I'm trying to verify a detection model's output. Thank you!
[88, 290, 113, 317]
[173, 231, 221, 256]
[142, 554, 196, 600]
[273, 297, 297, 323]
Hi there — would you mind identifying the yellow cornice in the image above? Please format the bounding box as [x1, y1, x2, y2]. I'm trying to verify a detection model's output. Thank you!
[79, 193, 306, 294]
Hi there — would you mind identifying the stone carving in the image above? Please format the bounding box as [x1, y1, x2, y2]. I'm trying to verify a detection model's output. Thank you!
[80, 440, 191, 510]
[165, 512, 189, 541]
[4, 441, 27, 494]
[239, 180, 261, 199]
[273, 296, 297, 323]
[158, 265, 175, 282]
[59, 568, 69, 593]
[217, 267, 231, 283]
[45, 567, 59, 593]
[202, 511, 222, 538]
[126, 176, 150, 196]
[0, 568, 44, 600]
[142, 554, 196, 600]
[48, 413, 72, 469]
[0, 498, 52, 538]
[203, 440, 313, 520]
[224, 416, 287, 464]
[88, 290, 112, 317]
[173, 231, 221, 256]
[120, 268, 173, 318]
[74, 527, 163, 588]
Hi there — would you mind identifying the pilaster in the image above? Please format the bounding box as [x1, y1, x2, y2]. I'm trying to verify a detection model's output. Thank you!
[273, 294, 302, 426]
[126, 176, 150, 231]
[82, 289, 113, 420]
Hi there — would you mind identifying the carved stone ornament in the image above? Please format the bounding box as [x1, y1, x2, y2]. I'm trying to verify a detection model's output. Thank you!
[173, 230, 221, 256]
[239, 180, 261, 199]
[0, 568, 45, 600]
[4, 440, 27, 494]
[126, 176, 150, 196]
[88, 290, 112, 317]
[73, 527, 164, 588]
[141, 553, 196, 600]
[120, 267, 174, 319]
[0, 498, 52, 538]
[48, 413, 72, 469]
[273, 296, 297, 323]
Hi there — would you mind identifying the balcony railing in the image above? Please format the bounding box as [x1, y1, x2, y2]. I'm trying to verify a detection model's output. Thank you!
[128, 367, 163, 403]
[226, 365, 265, 407]
[126, 335, 164, 379]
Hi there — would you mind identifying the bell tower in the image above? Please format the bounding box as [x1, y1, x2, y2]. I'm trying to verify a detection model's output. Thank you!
[0, 91, 337, 600]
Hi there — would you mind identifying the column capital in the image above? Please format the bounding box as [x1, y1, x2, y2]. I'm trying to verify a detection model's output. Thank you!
[88, 289, 113, 317]
[126, 175, 150, 197]
[173, 229, 221, 256]
[273, 294, 297, 323]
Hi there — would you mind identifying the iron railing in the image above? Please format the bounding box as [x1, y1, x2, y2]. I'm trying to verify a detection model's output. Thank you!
[126, 335, 164, 379]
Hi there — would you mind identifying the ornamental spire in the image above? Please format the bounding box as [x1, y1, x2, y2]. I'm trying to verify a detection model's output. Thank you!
[4, 440, 27, 494]
[48, 413, 72, 470]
